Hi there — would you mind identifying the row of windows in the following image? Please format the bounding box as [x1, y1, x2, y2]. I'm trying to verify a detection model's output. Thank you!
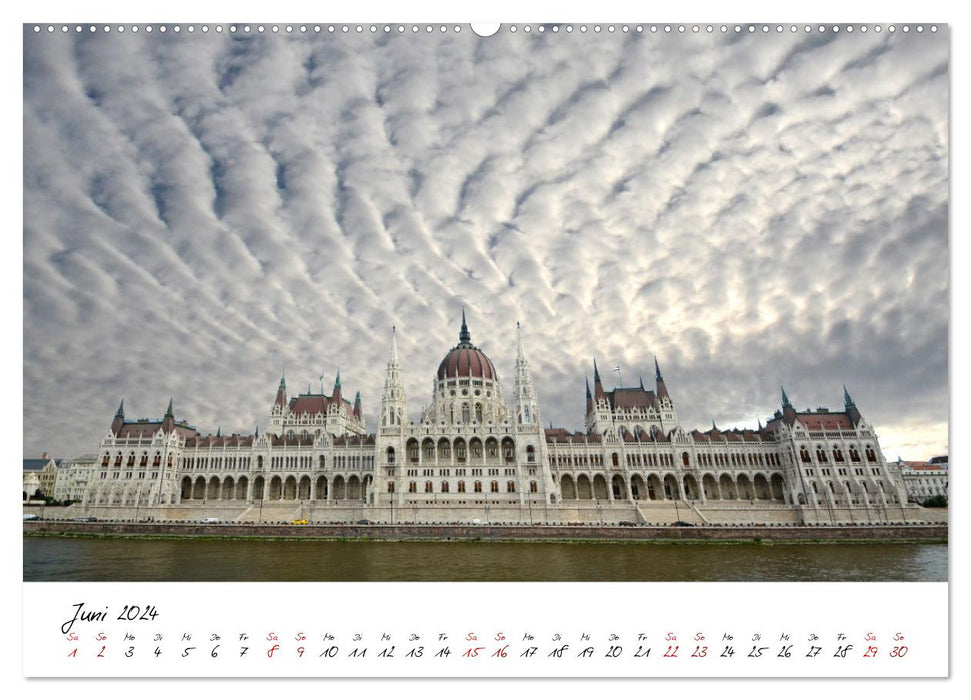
[103, 452, 172, 468]
[395, 480, 539, 494]
[99, 471, 159, 480]
[696, 452, 781, 467]
[799, 445, 877, 464]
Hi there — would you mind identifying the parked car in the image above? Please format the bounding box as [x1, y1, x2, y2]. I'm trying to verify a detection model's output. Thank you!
[204, 517, 220, 523]
[23, 514, 39, 521]
[356, 519, 373, 525]
[290, 519, 308, 525]
[672, 521, 696, 527]
[72, 516, 97, 522]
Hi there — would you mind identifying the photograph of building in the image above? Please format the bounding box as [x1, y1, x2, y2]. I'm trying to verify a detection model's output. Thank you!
[22, 23, 948, 583]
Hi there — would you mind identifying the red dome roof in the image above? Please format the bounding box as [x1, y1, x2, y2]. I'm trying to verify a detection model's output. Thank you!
[436, 310, 498, 381]
[437, 346, 497, 381]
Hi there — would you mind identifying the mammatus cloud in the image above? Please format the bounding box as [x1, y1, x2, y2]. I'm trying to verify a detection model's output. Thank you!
[23, 26, 948, 462]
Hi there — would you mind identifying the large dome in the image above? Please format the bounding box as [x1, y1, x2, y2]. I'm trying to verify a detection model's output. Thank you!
[436, 312, 498, 381]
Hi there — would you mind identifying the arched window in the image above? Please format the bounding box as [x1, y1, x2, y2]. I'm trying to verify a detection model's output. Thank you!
[490, 481, 499, 493]
[682, 452, 690, 467]
[800, 447, 811, 463]
[475, 404, 483, 423]
[457, 481, 466, 493]
[386, 447, 396, 464]
[408, 481, 417, 493]
[388, 483, 395, 493]
[526, 445, 535, 463]
[462, 404, 470, 423]
[612, 453, 619, 467]
[474, 481, 482, 493]
[507, 481, 515, 493]
[425, 481, 433, 493]
[530, 481, 538, 493]
[441, 481, 449, 493]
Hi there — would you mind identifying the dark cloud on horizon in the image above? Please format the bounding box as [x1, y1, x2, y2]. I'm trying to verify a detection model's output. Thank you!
[23, 26, 948, 461]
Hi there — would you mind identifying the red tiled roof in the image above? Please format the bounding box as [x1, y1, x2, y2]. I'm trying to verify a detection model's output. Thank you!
[796, 413, 854, 430]
[609, 388, 657, 410]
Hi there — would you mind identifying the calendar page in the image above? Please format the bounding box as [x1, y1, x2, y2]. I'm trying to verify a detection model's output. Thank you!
[19, 0, 955, 692]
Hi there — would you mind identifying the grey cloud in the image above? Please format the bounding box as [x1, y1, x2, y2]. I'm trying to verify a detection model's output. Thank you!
[23, 27, 948, 462]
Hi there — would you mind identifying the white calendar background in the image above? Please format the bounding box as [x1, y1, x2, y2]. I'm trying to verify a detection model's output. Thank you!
[23, 581, 947, 678]
[9, 0, 965, 694]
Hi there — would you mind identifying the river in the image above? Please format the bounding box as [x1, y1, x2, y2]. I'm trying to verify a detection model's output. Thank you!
[23, 536, 947, 581]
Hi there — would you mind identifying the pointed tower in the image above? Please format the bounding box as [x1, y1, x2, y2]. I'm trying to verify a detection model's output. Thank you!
[586, 358, 613, 434]
[269, 373, 290, 437]
[654, 355, 670, 401]
[353, 390, 363, 421]
[781, 385, 797, 424]
[110, 398, 125, 435]
[593, 358, 605, 400]
[585, 375, 593, 414]
[332, 369, 343, 406]
[513, 321, 540, 427]
[844, 384, 862, 425]
[274, 373, 287, 408]
[161, 398, 175, 433]
[381, 326, 407, 428]
[377, 325, 408, 509]
[651, 356, 680, 431]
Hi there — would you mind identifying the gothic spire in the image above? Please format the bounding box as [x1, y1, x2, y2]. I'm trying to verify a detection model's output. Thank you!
[781, 385, 792, 409]
[593, 358, 605, 399]
[655, 356, 669, 401]
[165, 398, 174, 418]
[843, 384, 856, 408]
[459, 308, 471, 344]
[274, 372, 288, 408]
[115, 398, 125, 419]
[390, 325, 398, 365]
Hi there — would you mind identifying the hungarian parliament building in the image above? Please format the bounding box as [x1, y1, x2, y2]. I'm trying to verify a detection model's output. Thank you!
[67, 313, 924, 525]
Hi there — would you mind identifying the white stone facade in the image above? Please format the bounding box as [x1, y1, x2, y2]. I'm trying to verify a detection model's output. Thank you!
[73, 315, 918, 524]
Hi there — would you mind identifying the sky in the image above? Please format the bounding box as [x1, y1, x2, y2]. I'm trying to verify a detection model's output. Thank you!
[22, 23, 949, 462]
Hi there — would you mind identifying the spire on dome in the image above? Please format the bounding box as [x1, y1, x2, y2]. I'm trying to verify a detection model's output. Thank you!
[459, 308, 471, 344]
[781, 385, 792, 409]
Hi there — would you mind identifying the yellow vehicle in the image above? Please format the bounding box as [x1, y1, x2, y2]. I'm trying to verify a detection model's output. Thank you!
[290, 519, 308, 525]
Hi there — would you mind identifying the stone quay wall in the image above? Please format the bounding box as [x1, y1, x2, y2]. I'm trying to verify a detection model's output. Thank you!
[23, 519, 947, 543]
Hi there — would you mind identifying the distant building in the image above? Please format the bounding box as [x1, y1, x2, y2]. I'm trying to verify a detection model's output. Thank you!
[23, 454, 60, 500]
[896, 456, 948, 503]
[53, 454, 97, 503]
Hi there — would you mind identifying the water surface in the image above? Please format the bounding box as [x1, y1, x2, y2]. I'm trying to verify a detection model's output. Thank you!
[23, 536, 947, 582]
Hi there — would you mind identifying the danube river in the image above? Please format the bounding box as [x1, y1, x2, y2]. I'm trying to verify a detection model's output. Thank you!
[23, 537, 947, 582]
